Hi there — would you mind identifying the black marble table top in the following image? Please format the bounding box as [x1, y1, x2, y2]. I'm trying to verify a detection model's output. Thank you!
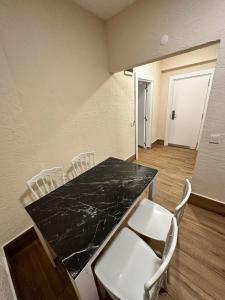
[26, 157, 158, 278]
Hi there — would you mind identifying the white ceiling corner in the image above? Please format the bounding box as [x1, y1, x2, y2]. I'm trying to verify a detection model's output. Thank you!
[72, 0, 136, 20]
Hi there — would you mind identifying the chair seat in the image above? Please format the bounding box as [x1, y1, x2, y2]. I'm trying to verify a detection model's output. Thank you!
[128, 198, 173, 242]
[95, 227, 162, 300]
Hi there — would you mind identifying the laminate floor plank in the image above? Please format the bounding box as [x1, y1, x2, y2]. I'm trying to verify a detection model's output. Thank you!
[8, 237, 77, 300]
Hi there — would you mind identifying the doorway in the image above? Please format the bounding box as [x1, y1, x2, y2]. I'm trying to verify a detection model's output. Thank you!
[165, 69, 214, 149]
[132, 42, 219, 160]
[138, 80, 152, 149]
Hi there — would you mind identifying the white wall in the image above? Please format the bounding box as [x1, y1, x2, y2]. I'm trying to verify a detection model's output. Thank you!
[0, 0, 134, 246]
[107, 0, 225, 203]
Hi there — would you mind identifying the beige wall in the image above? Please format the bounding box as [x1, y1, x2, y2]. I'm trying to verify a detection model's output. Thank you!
[107, 0, 225, 203]
[106, 0, 224, 72]
[161, 43, 219, 72]
[0, 0, 134, 246]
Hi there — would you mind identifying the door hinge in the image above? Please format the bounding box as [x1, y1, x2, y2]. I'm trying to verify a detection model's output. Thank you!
[208, 78, 211, 87]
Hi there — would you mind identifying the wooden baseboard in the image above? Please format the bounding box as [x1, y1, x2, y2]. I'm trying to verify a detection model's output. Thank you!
[168, 143, 190, 149]
[151, 139, 164, 148]
[126, 154, 135, 162]
[4, 227, 36, 259]
[3, 227, 37, 299]
[189, 193, 225, 217]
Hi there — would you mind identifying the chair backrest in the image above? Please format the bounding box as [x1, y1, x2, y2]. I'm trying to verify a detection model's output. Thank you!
[27, 167, 65, 201]
[144, 217, 178, 300]
[71, 152, 95, 177]
[174, 179, 192, 226]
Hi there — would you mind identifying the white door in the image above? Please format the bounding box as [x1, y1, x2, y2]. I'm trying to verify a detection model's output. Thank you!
[134, 72, 138, 160]
[138, 81, 146, 147]
[167, 72, 212, 149]
[138, 81, 151, 148]
[145, 84, 151, 147]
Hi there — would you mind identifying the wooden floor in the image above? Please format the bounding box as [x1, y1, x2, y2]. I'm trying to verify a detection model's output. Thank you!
[8, 145, 225, 300]
[7, 230, 77, 300]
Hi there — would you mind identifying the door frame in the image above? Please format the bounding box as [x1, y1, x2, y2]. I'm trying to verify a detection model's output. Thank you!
[164, 68, 214, 149]
[134, 73, 153, 160]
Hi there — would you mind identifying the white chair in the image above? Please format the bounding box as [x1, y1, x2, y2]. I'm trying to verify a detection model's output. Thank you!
[128, 179, 191, 242]
[26, 167, 65, 268]
[71, 152, 95, 177]
[27, 167, 66, 201]
[95, 217, 178, 300]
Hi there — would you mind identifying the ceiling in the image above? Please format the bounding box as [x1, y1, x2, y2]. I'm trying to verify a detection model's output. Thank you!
[72, 0, 136, 20]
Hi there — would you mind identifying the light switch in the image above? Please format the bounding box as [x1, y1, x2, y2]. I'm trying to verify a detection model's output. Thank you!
[209, 134, 220, 144]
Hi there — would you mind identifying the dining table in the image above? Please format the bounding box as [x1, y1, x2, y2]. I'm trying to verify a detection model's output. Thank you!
[25, 157, 158, 300]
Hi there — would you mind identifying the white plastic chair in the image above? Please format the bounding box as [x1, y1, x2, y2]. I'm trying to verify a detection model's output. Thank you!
[27, 167, 66, 201]
[128, 179, 191, 242]
[71, 152, 95, 177]
[95, 218, 178, 300]
[26, 167, 65, 268]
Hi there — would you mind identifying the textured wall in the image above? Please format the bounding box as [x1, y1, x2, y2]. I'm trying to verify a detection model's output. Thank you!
[106, 0, 224, 72]
[0, 0, 134, 246]
[106, 0, 225, 203]
[192, 41, 225, 201]
[160, 43, 219, 71]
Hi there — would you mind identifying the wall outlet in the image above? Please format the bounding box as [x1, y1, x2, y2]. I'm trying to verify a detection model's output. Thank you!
[209, 134, 220, 144]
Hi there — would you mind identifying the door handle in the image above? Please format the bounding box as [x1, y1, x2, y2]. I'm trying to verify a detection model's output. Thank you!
[171, 110, 176, 120]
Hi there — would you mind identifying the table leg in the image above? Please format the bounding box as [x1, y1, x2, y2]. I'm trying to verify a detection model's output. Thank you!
[148, 173, 158, 201]
[69, 266, 100, 300]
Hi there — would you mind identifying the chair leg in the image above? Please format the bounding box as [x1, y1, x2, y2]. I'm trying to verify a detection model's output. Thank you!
[148, 174, 158, 201]
[162, 270, 168, 292]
